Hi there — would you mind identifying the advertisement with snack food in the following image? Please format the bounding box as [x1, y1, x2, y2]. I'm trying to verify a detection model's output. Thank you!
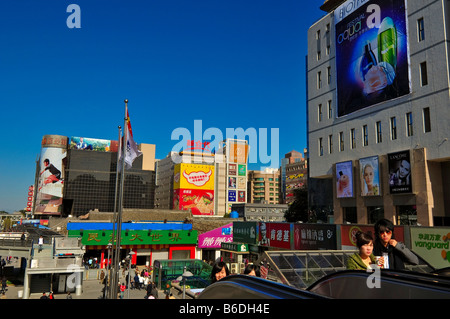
[334, 0, 410, 117]
[173, 189, 214, 216]
[173, 163, 215, 190]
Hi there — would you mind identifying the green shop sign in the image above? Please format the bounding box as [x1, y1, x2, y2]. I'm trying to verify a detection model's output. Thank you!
[410, 226, 450, 269]
[221, 242, 248, 252]
[69, 229, 198, 246]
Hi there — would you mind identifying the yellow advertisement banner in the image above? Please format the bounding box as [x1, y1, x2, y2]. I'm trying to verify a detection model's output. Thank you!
[174, 163, 215, 190]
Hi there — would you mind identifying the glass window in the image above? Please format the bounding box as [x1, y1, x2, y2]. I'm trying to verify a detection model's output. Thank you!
[317, 71, 322, 89]
[423, 107, 431, 133]
[350, 128, 356, 149]
[406, 112, 413, 136]
[420, 62, 428, 86]
[339, 132, 344, 151]
[319, 138, 323, 156]
[390, 117, 397, 140]
[318, 104, 322, 122]
[376, 121, 382, 143]
[328, 100, 333, 119]
[328, 134, 333, 154]
[327, 66, 331, 85]
[417, 18, 425, 42]
[363, 125, 368, 146]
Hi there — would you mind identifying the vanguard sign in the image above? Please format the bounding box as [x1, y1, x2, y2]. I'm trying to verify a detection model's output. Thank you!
[334, 0, 410, 117]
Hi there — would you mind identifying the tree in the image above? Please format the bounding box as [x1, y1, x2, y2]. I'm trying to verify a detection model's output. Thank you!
[284, 187, 308, 223]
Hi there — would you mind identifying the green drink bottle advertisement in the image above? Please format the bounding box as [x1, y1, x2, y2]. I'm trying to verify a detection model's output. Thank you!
[334, 0, 410, 117]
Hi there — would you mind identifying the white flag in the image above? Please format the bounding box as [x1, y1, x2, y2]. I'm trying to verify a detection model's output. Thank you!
[124, 125, 142, 169]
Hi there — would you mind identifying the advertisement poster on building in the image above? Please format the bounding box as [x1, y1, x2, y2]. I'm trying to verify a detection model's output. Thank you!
[410, 227, 450, 269]
[294, 224, 337, 250]
[228, 164, 237, 175]
[359, 156, 381, 196]
[334, 0, 410, 117]
[228, 190, 236, 202]
[228, 143, 249, 163]
[173, 189, 214, 215]
[228, 177, 236, 189]
[238, 164, 246, 176]
[336, 161, 353, 198]
[259, 222, 291, 249]
[35, 137, 67, 215]
[233, 222, 258, 244]
[238, 191, 246, 202]
[69, 136, 118, 152]
[198, 223, 233, 249]
[388, 150, 412, 193]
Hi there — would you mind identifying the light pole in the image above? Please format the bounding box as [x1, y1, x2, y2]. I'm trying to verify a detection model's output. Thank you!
[176, 266, 193, 299]
[127, 251, 135, 299]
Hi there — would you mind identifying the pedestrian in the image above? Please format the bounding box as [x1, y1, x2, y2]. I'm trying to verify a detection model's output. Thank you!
[373, 218, 419, 270]
[134, 272, 140, 290]
[66, 291, 72, 299]
[40, 292, 49, 299]
[119, 282, 126, 299]
[1, 276, 7, 293]
[210, 261, 230, 284]
[38, 236, 44, 252]
[346, 231, 377, 270]
[49, 291, 54, 299]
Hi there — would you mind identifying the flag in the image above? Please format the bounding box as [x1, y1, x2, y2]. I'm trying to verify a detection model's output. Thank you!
[120, 106, 142, 170]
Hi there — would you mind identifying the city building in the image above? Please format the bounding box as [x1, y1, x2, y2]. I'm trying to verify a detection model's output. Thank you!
[283, 150, 308, 205]
[33, 134, 156, 218]
[307, 0, 450, 226]
[154, 139, 249, 217]
[280, 150, 304, 203]
[247, 168, 281, 204]
[231, 203, 288, 222]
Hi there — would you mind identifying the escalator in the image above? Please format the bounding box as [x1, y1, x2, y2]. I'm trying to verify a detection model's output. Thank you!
[198, 269, 450, 299]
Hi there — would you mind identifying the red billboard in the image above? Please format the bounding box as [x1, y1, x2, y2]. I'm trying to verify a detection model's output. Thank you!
[173, 189, 214, 216]
[259, 222, 291, 249]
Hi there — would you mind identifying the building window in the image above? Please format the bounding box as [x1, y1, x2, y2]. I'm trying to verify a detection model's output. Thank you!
[328, 134, 333, 154]
[325, 23, 331, 55]
[363, 125, 368, 146]
[406, 112, 413, 136]
[317, 30, 321, 61]
[390, 117, 397, 140]
[327, 66, 331, 85]
[376, 121, 382, 143]
[319, 138, 323, 156]
[328, 100, 333, 119]
[339, 131, 344, 151]
[317, 71, 322, 89]
[420, 61, 428, 86]
[417, 18, 425, 42]
[318, 104, 322, 122]
[350, 128, 356, 149]
[423, 107, 431, 133]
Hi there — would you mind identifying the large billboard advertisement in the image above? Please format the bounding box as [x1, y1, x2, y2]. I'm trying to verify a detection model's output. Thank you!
[173, 163, 215, 190]
[258, 222, 291, 249]
[35, 135, 67, 215]
[173, 189, 214, 215]
[336, 161, 354, 198]
[69, 136, 118, 152]
[294, 224, 337, 250]
[359, 156, 381, 196]
[334, 0, 410, 117]
[388, 150, 411, 193]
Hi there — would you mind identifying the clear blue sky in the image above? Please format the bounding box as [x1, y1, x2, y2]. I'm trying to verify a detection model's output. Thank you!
[0, 0, 326, 212]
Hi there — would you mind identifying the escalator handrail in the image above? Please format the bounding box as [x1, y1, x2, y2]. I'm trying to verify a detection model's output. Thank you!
[199, 274, 329, 299]
[307, 269, 450, 292]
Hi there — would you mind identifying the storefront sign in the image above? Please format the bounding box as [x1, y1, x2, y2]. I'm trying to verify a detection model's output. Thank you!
[233, 222, 258, 244]
[73, 229, 198, 246]
[198, 223, 233, 249]
[221, 242, 248, 252]
[294, 224, 337, 250]
[259, 222, 291, 249]
[410, 227, 450, 269]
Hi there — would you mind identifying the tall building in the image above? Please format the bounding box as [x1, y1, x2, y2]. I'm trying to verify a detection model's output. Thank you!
[247, 168, 281, 204]
[307, 0, 450, 226]
[154, 139, 248, 216]
[34, 135, 156, 217]
[280, 150, 303, 203]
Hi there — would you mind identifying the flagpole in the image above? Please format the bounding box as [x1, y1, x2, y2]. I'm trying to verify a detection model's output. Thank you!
[112, 99, 128, 298]
[108, 125, 122, 299]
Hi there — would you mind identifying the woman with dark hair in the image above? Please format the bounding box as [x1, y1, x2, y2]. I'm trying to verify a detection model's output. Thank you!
[210, 261, 230, 284]
[373, 219, 418, 270]
[243, 264, 260, 277]
[347, 231, 377, 270]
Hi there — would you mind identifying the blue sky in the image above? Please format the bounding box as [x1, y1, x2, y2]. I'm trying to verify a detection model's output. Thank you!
[0, 0, 326, 212]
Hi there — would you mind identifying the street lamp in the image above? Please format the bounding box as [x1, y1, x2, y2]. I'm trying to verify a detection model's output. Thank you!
[176, 266, 193, 299]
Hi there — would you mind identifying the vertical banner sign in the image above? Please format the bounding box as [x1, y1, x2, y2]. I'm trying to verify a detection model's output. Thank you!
[334, 0, 410, 117]
[359, 156, 381, 196]
[388, 150, 411, 194]
[336, 161, 354, 198]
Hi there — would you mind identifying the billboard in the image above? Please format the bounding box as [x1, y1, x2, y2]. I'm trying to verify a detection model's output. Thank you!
[334, 0, 410, 117]
[259, 222, 291, 249]
[173, 163, 215, 190]
[198, 223, 233, 249]
[233, 221, 258, 244]
[70, 136, 118, 152]
[340, 224, 404, 250]
[293, 224, 337, 250]
[388, 150, 411, 193]
[359, 156, 381, 196]
[410, 227, 450, 269]
[336, 161, 353, 198]
[173, 189, 214, 215]
[228, 142, 249, 163]
[35, 135, 67, 215]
